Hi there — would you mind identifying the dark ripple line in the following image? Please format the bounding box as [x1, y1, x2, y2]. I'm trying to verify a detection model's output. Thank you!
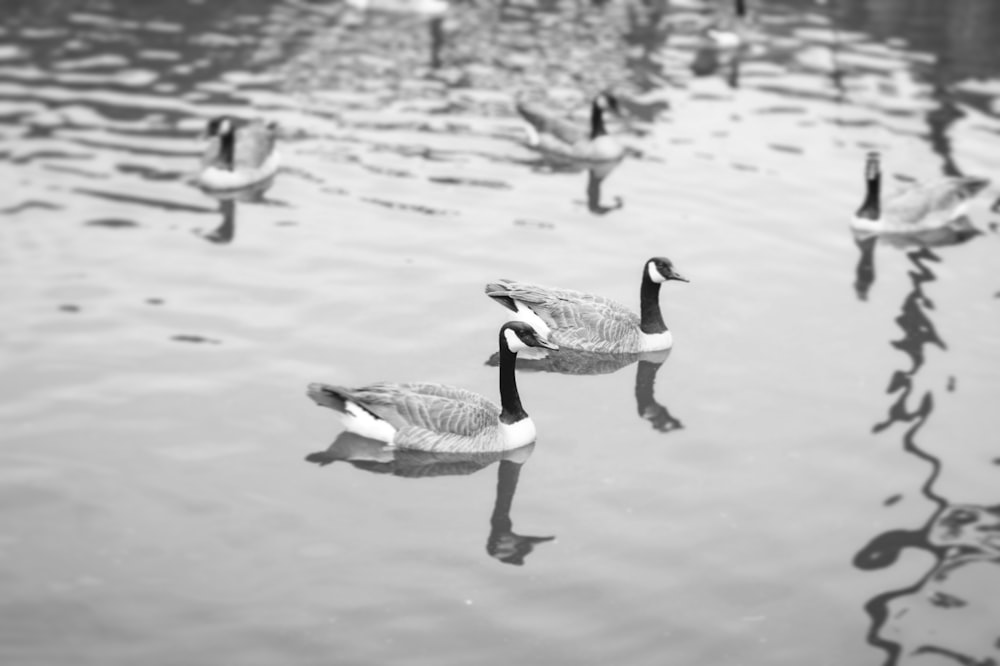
[74, 188, 214, 214]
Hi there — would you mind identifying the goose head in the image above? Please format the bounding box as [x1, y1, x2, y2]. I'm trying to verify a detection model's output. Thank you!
[646, 257, 689, 284]
[856, 151, 881, 221]
[594, 91, 620, 117]
[589, 91, 621, 140]
[501, 321, 559, 353]
[204, 115, 237, 139]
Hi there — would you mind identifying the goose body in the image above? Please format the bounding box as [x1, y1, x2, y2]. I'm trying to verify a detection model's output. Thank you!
[197, 116, 280, 192]
[851, 152, 990, 235]
[307, 322, 556, 453]
[705, 0, 749, 49]
[485, 257, 688, 354]
[345, 0, 448, 15]
[516, 92, 626, 175]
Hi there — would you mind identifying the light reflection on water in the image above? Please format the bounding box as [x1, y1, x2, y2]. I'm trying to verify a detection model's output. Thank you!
[1, 0, 999, 664]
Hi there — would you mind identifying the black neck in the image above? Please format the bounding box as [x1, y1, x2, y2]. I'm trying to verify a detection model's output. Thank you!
[857, 173, 880, 220]
[490, 460, 521, 530]
[735, 0, 746, 18]
[590, 100, 607, 140]
[639, 267, 668, 335]
[853, 235, 877, 301]
[498, 333, 527, 424]
[219, 130, 235, 170]
[634, 360, 660, 413]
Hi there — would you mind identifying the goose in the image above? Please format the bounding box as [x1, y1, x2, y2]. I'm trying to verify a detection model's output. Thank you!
[851, 151, 990, 235]
[197, 115, 280, 191]
[485, 257, 688, 354]
[705, 0, 749, 49]
[515, 91, 626, 178]
[307, 321, 557, 453]
[345, 0, 448, 16]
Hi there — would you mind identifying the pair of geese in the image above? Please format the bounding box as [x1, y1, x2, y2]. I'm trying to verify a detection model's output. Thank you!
[195, 90, 629, 191]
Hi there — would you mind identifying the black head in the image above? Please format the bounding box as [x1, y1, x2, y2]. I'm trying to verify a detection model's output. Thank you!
[204, 115, 237, 138]
[594, 91, 621, 117]
[864, 151, 881, 182]
[646, 257, 689, 284]
[500, 321, 558, 353]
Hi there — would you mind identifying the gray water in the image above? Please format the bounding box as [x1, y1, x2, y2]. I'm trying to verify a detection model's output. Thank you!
[1, 0, 999, 664]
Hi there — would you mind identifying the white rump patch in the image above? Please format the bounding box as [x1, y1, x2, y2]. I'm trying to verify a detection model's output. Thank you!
[509, 301, 552, 338]
[499, 417, 537, 449]
[639, 330, 673, 352]
[340, 401, 396, 443]
[522, 122, 540, 147]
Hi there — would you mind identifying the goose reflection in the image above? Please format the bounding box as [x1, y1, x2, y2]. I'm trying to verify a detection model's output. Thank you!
[853, 248, 1000, 664]
[306, 436, 554, 566]
[198, 176, 275, 245]
[690, 42, 745, 89]
[857, 502, 1000, 666]
[485, 348, 682, 434]
[850, 218, 982, 301]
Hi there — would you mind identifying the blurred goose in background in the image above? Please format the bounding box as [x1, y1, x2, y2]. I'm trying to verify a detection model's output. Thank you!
[705, 0, 750, 49]
[197, 116, 280, 191]
[344, 0, 448, 16]
[516, 91, 626, 180]
[485, 257, 688, 354]
[851, 151, 990, 235]
[307, 322, 556, 453]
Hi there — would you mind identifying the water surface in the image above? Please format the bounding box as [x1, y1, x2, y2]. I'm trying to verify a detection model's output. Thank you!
[1, 1, 999, 664]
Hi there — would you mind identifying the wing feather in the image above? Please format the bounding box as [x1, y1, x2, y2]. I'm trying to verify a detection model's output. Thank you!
[486, 279, 641, 352]
[336, 382, 499, 436]
[233, 121, 277, 169]
[884, 177, 990, 227]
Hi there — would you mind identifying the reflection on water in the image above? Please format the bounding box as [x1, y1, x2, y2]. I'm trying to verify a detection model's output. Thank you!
[306, 436, 552, 565]
[2, 0, 1000, 663]
[198, 175, 276, 244]
[487, 347, 682, 434]
[855, 245, 1000, 664]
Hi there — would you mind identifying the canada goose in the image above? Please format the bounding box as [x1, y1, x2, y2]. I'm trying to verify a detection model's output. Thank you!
[705, 0, 749, 49]
[485, 257, 688, 354]
[516, 91, 626, 179]
[197, 116, 280, 191]
[851, 152, 990, 235]
[345, 0, 448, 16]
[307, 322, 557, 453]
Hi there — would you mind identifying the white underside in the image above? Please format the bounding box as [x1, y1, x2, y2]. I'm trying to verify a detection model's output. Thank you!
[638, 330, 673, 352]
[339, 401, 397, 443]
[510, 301, 552, 338]
[500, 417, 537, 449]
[707, 29, 742, 48]
[346, 0, 447, 15]
[197, 151, 281, 192]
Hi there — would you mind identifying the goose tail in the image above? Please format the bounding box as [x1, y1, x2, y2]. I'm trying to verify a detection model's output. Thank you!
[307, 382, 350, 412]
[484, 280, 519, 312]
[956, 177, 991, 199]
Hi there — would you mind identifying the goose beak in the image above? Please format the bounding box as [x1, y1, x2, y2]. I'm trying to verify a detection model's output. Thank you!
[669, 272, 689, 283]
[537, 336, 559, 351]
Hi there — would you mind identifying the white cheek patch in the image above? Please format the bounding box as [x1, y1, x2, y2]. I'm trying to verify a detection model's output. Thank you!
[504, 328, 526, 352]
[647, 262, 667, 283]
